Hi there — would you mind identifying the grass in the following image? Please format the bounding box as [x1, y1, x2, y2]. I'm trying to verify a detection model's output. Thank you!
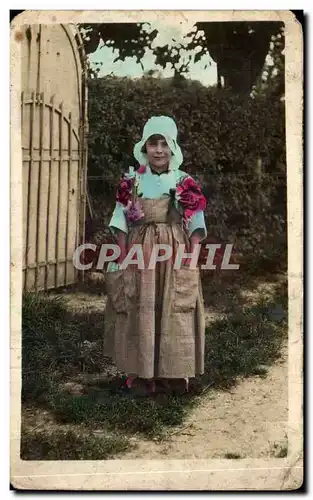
[21, 429, 130, 460]
[22, 293, 108, 403]
[224, 452, 242, 459]
[49, 390, 190, 439]
[203, 293, 287, 389]
[270, 441, 288, 458]
[21, 276, 288, 459]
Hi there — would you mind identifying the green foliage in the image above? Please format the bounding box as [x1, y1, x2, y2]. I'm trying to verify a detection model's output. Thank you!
[80, 21, 283, 95]
[87, 75, 286, 269]
[252, 26, 285, 98]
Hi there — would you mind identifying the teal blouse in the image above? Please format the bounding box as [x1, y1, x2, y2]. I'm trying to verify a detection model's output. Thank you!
[109, 165, 207, 241]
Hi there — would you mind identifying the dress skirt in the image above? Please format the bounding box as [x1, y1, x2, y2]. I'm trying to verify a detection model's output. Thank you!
[105, 197, 205, 379]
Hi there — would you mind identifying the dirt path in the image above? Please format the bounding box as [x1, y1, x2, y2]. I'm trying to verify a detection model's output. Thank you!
[120, 343, 288, 459]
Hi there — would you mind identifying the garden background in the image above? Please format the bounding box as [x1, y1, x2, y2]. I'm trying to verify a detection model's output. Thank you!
[22, 21, 289, 460]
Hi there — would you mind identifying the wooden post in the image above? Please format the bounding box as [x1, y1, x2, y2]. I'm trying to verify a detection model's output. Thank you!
[45, 95, 54, 290]
[21, 91, 26, 291]
[25, 91, 36, 291]
[55, 101, 63, 288]
[36, 25, 42, 96]
[78, 64, 88, 285]
[65, 111, 72, 286]
[35, 91, 44, 292]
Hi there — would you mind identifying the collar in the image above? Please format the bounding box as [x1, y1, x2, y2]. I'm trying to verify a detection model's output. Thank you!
[148, 165, 170, 176]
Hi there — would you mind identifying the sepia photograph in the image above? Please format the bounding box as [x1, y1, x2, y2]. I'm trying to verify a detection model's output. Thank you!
[10, 10, 303, 491]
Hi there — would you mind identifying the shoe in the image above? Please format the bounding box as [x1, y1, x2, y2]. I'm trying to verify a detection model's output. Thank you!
[155, 378, 172, 394]
[120, 375, 136, 391]
[171, 377, 189, 395]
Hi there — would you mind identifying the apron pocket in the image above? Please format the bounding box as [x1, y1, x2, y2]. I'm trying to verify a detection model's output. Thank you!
[173, 267, 199, 312]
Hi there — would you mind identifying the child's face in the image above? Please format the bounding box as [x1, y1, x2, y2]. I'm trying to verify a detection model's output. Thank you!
[145, 134, 171, 170]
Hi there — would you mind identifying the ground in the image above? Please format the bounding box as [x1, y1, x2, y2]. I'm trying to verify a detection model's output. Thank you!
[21, 271, 290, 461]
[121, 343, 288, 459]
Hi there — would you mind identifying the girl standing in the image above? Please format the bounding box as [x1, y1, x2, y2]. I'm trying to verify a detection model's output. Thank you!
[105, 116, 207, 395]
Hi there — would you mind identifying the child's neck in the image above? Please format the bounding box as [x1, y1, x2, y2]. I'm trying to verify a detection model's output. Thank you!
[149, 163, 169, 175]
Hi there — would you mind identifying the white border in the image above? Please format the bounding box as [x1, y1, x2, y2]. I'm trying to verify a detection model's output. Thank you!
[9, 9, 303, 493]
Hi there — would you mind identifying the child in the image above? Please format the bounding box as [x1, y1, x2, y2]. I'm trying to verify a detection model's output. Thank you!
[105, 116, 207, 395]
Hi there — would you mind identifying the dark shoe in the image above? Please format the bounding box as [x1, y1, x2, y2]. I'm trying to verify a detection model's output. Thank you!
[171, 377, 189, 395]
[120, 375, 136, 390]
[155, 378, 172, 394]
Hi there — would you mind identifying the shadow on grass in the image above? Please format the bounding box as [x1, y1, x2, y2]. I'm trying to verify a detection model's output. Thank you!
[46, 275, 106, 297]
[21, 276, 288, 459]
[20, 428, 131, 460]
[201, 268, 287, 313]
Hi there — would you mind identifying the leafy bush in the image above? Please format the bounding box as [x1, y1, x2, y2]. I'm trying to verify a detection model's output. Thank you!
[86, 75, 286, 272]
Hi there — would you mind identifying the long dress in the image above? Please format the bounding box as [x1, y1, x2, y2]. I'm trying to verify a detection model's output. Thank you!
[105, 166, 207, 379]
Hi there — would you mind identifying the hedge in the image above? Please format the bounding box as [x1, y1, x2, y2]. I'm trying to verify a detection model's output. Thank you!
[86, 75, 286, 271]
